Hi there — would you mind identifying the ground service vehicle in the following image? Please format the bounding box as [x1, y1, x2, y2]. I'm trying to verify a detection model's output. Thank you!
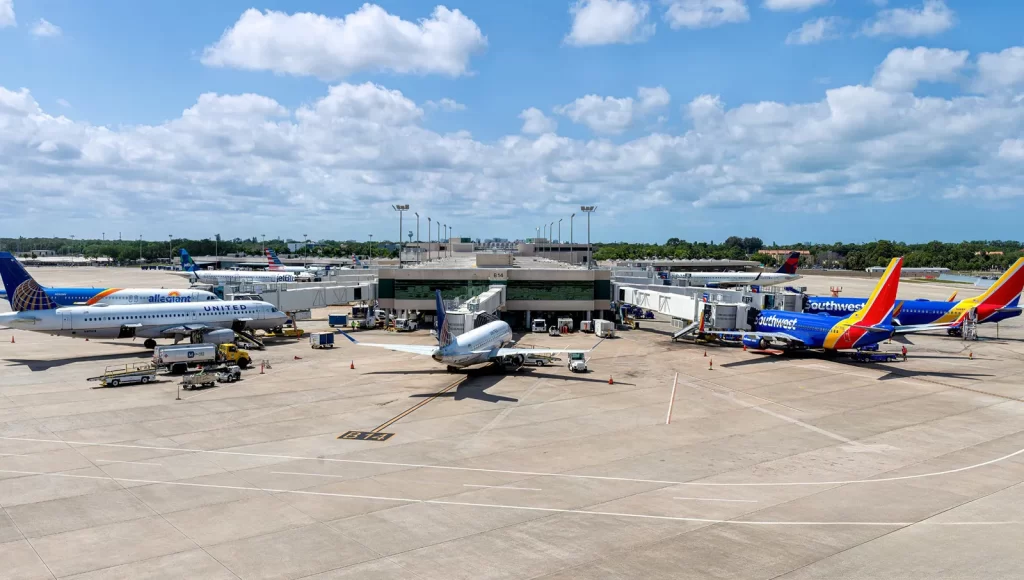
[310, 332, 335, 349]
[393, 318, 417, 332]
[524, 353, 560, 366]
[532, 319, 547, 332]
[88, 363, 158, 387]
[328, 314, 348, 327]
[557, 317, 574, 333]
[548, 326, 561, 337]
[568, 352, 588, 372]
[580, 320, 594, 333]
[153, 343, 251, 374]
[595, 319, 615, 338]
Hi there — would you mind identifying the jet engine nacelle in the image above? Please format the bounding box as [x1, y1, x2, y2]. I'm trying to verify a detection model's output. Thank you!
[201, 329, 235, 345]
[501, 353, 525, 371]
[742, 336, 768, 350]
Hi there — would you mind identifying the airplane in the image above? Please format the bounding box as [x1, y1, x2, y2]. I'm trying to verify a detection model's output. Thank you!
[0, 259, 288, 350]
[341, 290, 593, 372]
[0, 252, 218, 310]
[804, 257, 1024, 335]
[669, 251, 802, 288]
[265, 249, 334, 277]
[173, 249, 297, 284]
[714, 257, 948, 353]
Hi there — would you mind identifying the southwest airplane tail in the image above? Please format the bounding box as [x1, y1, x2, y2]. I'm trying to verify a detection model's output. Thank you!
[974, 257, 1024, 311]
[824, 257, 902, 349]
[775, 251, 801, 275]
[0, 252, 58, 311]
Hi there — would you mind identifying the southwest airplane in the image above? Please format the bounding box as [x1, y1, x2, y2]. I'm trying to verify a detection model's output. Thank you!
[174, 249, 297, 284]
[0, 252, 217, 309]
[670, 251, 802, 288]
[717, 257, 946, 352]
[804, 257, 1024, 335]
[0, 259, 288, 350]
[342, 290, 592, 371]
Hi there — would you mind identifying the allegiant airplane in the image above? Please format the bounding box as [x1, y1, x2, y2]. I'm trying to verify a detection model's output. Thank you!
[804, 257, 1024, 335]
[0, 252, 217, 310]
[716, 257, 948, 352]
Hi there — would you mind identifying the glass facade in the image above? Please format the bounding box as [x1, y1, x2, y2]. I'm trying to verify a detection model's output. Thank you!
[381, 278, 609, 302]
[506, 281, 594, 301]
[394, 280, 500, 300]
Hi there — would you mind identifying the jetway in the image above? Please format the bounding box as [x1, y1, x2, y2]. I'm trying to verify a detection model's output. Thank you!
[442, 285, 507, 338]
[615, 283, 803, 339]
[221, 281, 378, 314]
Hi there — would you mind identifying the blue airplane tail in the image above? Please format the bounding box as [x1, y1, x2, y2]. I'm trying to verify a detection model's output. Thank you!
[179, 249, 199, 272]
[776, 252, 801, 274]
[435, 289, 452, 348]
[267, 248, 284, 266]
[0, 252, 57, 311]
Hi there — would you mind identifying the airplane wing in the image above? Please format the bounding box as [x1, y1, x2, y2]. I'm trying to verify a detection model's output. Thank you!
[159, 324, 213, 335]
[489, 347, 590, 358]
[339, 332, 437, 356]
[892, 323, 955, 334]
[711, 330, 807, 345]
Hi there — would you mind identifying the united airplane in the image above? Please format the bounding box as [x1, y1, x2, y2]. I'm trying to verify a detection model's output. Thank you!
[342, 290, 593, 371]
[174, 249, 297, 284]
[717, 257, 947, 352]
[0, 261, 288, 350]
[670, 251, 802, 288]
[0, 252, 217, 309]
[804, 257, 1024, 335]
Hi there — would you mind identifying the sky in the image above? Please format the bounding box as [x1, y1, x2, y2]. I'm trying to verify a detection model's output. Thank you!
[0, 0, 1022, 244]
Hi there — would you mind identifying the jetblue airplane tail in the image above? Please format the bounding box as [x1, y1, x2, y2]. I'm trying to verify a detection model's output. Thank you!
[775, 252, 801, 275]
[0, 252, 57, 311]
[435, 290, 453, 348]
[179, 249, 199, 272]
[855, 257, 903, 327]
[975, 257, 1024, 309]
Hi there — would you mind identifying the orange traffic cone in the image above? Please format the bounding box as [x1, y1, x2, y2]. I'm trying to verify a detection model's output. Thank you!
[742, 343, 747, 351]
[969, 351, 973, 360]
[703, 350, 707, 357]
[608, 375, 614, 385]
[294, 355, 302, 360]
[260, 362, 265, 374]
[709, 359, 713, 370]
[350, 360, 355, 369]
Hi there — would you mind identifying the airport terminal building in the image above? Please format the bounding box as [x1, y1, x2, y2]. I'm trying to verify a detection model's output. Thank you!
[377, 255, 612, 330]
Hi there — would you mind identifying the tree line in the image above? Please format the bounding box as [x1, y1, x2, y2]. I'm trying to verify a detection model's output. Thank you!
[594, 237, 1024, 272]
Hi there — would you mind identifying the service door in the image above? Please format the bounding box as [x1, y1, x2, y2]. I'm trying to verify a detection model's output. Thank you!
[61, 310, 72, 330]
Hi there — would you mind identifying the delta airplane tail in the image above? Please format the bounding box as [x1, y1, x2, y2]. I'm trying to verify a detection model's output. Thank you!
[0, 252, 58, 311]
[435, 290, 453, 348]
[974, 257, 1024, 310]
[775, 251, 801, 275]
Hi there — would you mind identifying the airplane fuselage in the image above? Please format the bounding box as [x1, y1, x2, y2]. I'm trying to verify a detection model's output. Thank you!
[747, 310, 891, 351]
[175, 270, 297, 284]
[431, 320, 514, 368]
[805, 296, 1021, 326]
[0, 300, 287, 340]
[43, 287, 218, 307]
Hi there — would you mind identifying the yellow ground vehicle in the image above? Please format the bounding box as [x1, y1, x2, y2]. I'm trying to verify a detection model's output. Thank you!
[153, 343, 251, 374]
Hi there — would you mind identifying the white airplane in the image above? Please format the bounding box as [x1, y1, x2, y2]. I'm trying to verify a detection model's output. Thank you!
[265, 249, 334, 276]
[669, 251, 802, 288]
[175, 249, 297, 284]
[341, 291, 594, 372]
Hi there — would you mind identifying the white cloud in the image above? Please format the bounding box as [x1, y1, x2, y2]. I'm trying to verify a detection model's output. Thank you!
[565, 0, 654, 46]
[663, 0, 749, 29]
[31, 18, 60, 37]
[426, 98, 466, 112]
[519, 108, 557, 134]
[2, 47, 1024, 234]
[974, 47, 1024, 94]
[764, 0, 828, 11]
[785, 17, 840, 45]
[201, 5, 487, 79]
[872, 46, 968, 92]
[56, 98, 70, 108]
[0, 0, 13, 28]
[863, 0, 954, 38]
[556, 86, 670, 134]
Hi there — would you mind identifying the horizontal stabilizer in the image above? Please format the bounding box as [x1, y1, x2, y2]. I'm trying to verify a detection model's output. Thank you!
[892, 323, 953, 334]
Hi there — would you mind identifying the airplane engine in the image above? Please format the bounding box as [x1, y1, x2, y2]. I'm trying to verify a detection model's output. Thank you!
[201, 329, 236, 345]
[501, 353, 525, 371]
[742, 336, 768, 350]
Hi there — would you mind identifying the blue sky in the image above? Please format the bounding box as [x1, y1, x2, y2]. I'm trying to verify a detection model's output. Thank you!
[0, 0, 1022, 244]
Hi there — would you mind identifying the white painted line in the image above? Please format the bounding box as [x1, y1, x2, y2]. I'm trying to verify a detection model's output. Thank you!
[0, 435, 1020, 487]
[271, 471, 346, 478]
[96, 459, 163, 466]
[666, 372, 678, 425]
[0, 452, 28, 457]
[674, 497, 758, 503]
[0, 468, 1015, 527]
[463, 484, 542, 491]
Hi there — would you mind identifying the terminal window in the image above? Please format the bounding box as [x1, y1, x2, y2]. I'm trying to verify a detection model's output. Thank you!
[394, 280, 496, 300]
[506, 281, 594, 301]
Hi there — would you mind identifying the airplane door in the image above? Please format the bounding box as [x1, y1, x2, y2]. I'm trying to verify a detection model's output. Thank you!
[61, 310, 72, 330]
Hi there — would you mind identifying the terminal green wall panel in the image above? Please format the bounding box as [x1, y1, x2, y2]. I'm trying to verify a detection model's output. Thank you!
[595, 280, 611, 300]
[379, 279, 395, 299]
[506, 280, 594, 301]
[394, 280, 498, 300]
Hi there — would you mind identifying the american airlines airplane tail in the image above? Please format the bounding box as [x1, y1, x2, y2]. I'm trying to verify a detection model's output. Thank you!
[0, 252, 58, 311]
[775, 251, 801, 275]
[266, 248, 285, 271]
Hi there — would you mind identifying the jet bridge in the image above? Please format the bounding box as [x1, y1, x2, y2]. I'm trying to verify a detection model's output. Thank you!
[615, 284, 802, 340]
[442, 285, 507, 338]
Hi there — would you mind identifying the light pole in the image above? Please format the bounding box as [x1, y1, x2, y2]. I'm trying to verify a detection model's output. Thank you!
[214, 234, 219, 258]
[414, 212, 420, 263]
[303, 234, 308, 264]
[543, 224, 547, 240]
[139, 235, 142, 262]
[368, 234, 374, 259]
[261, 234, 266, 257]
[570, 213, 575, 265]
[558, 219, 562, 247]
[443, 224, 447, 257]
[167, 235, 172, 263]
[392, 204, 408, 267]
[436, 221, 440, 259]
[550, 222, 555, 243]
[427, 217, 432, 261]
[581, 206, 596, 269]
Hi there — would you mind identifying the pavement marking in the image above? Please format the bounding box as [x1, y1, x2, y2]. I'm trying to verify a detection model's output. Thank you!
[463, 484, 542, 491]
[681, 374, 892, 453]
[367, 376, 466, 434]
[1, 435, 1021, 487]
[272, 471, 349, 478]
[673, 497, 758, 503]
[0, 468, 1015, 527]
[0, 452, 28, 457]
[95, 459, 162, 466]
[459, 378, 547, 450]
